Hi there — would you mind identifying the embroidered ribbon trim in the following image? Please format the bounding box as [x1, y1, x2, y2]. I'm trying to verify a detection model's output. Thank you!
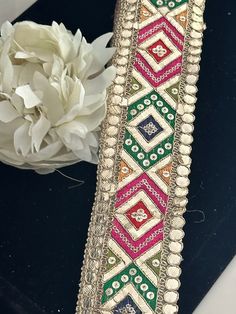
[76, 0, 206, 313]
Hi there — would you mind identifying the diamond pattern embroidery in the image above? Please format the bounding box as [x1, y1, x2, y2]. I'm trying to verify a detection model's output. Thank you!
[114, 295, 142, 314]
[125, 91, 176, 170]
[113, 173, 167, 259]
[127, 106, 172, 154]
[126, 201, 153, 230]
[102, 264, 157, 311]
[148, 39, 172, 63]
[135, 16, 184, 87]
[115, 188, 163, 241]
[98, 0, 194, 312]
[137, 115, 163, 142]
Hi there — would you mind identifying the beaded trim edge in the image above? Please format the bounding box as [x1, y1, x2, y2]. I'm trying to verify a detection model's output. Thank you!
[155, 0, 206, 313]
[75, 0, 142, 313]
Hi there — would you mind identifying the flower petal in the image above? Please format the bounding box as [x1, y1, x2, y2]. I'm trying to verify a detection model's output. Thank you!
[0, 149, 24, 165]
[33, 71, 64, 124]
[31, 114, 51, 152]
[27, 141, 63, 162]
[76, 104, 106, 131]
[19, 63, 45, 86]
[80, 92, 106, 116]
[0, 100, 20, 122]
[71, 38, 93, 79]
[14, 121, 31, 156]
[84, 65, 116, 95]
[0, 38, 14, 93]
[55, 79, 85, 126]
[88, 32, 116, 76]
[15, 85, 42, 109]
[1, 21, 14, 39]
[56, 121, 87, 145]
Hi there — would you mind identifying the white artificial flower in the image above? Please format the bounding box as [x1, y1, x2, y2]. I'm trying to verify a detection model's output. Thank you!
[0, 21, 116, 173]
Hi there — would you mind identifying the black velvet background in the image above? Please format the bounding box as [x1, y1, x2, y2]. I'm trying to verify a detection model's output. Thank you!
[0, 1, 236, 314]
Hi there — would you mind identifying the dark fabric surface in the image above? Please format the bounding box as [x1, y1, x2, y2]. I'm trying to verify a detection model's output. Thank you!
[0, 1, 235, 314]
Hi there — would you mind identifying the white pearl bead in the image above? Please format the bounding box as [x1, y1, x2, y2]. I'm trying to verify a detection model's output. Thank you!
[170, 229, 185, 241]
[195, 0, 205, 5]
[177, 165, 190, 176]
[178, 154, 192, 166]
[183, 94, 197, 105]
[104, 148, 115, 158]
[101, 170, 113, 179]
[119, 39, 131, 47]
[121, 30, 132, 38]
[165, 278, 180, 290]
[116, 66, 127, 75]
[192, 13, 203, 23]
[175, 186, 188, 197]
[171, 217, 185, 228]
[187, 55, 201, 64]
[182, 113, 195, 123]
[187, 64, 200, 73]
[109, 105, 122, 115]
[117, 57, 128, 66]
[180, 134, 193, 145]
[190, 29, 202, 39]
[167, 254, 182, 266]
[107, 126, 118, 136]
[179, 144, 192, 155]
[181, 123, 194, 134]
[176, 176, 190, 188]
[174, 197, 188, 207]
[186, 74, 198, 84]
[108, 116, 120, 125]
[189, 46, 202, 55]
[113, 85, 124, 94]
[105, 137, 117, 147]
[189, 38, 203, 47]
[169, 241, 183, 254]
[167, 266, 181, 278]
[184, 104, 195, 113]
[164, 291, 179, 303]
[193, 5, 204, 15]
[104, 158, 114, 168]
[163, 304, 178, 314]
[191, 21, 204, 31]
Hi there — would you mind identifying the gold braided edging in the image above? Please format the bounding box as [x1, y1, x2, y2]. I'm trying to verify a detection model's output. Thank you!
[75, 0, 141, 313]
[156, 1, 207, 313]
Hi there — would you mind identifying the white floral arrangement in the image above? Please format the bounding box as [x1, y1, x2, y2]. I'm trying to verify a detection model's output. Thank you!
[0, 21, 116, 173]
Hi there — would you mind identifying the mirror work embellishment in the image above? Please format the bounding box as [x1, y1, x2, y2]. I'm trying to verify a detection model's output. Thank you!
[76, 0, 206, 313]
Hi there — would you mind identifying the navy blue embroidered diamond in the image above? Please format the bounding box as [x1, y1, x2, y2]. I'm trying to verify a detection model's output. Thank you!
[137, 115, 163, 142]
[114, 295, 142, 313]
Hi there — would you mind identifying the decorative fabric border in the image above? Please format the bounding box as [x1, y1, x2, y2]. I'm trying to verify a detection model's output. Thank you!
[76, 0, 206, 313]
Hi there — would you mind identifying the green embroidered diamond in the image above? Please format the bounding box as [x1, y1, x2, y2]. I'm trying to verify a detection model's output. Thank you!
[125, 91, 176, 171]
[151, 0, 188, 10]
[102, 264, 158, 310]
